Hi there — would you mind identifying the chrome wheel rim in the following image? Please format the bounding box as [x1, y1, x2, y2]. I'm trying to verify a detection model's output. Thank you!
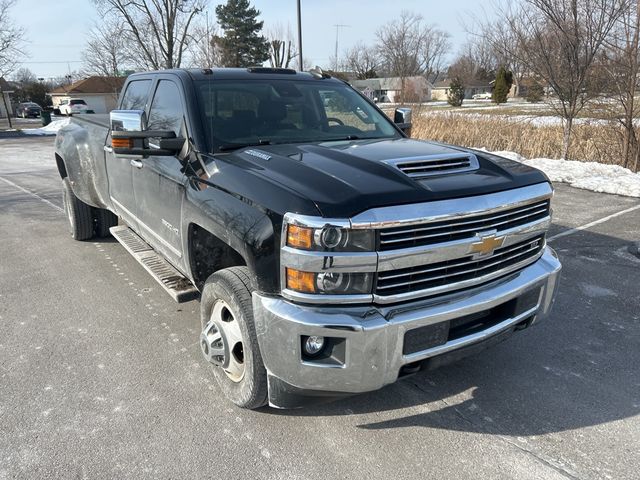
[200, 300, 245, 383]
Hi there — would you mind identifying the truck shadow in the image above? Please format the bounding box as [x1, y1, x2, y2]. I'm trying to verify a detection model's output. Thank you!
[268, 228, 640, 437]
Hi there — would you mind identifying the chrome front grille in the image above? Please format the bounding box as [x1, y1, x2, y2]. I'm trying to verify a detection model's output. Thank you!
[385, 153, 480, 179]
[379, 199, 550, 251]
[375, 235, 545, 298]
[280, 183, 553, 306]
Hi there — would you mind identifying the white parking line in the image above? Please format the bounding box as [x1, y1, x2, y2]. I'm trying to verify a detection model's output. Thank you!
[0, 175, 64, 213]
[548, 204, 640, 242]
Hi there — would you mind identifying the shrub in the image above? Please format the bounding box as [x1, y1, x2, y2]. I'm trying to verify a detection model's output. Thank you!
[447, 78, 465, 107]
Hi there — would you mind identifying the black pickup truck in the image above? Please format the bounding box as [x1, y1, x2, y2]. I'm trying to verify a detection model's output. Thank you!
[54, 67, 561, 409]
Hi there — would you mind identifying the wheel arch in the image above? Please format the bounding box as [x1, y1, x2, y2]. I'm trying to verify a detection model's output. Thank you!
[55, 153, 68, 179]
[187, 223, 248, 290]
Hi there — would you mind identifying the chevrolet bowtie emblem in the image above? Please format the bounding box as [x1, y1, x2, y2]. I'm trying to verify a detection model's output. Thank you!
[469, 233, 506, 256]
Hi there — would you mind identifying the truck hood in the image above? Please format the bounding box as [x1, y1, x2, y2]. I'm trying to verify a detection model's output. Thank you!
[219, 138, 548, 218]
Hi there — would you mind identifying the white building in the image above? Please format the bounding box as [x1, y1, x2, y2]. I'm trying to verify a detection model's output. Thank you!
[48, 76, 126, 114]
[351, 76, 433, 103]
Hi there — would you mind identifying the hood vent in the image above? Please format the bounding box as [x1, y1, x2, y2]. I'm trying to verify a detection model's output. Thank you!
[385, 153, 480, 179]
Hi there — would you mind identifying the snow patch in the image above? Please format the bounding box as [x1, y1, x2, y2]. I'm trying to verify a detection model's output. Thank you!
[485, 150, 640, 197]
[579, 283, 617, 298]
[21, 118, 70, 136]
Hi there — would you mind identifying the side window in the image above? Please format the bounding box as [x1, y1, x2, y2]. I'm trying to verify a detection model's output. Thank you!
[319, 89, 377, 132]
[147, 80, 184, 136]
[120, 79, 152, 110]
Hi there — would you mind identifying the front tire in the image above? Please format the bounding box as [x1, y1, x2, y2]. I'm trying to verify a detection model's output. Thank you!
[62, 178, 94, 240]
[200, 267, 268, 409]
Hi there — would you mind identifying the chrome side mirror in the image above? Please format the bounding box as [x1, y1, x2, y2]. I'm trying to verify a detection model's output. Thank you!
[109, 109, 185, 158]
[110, 110, 146, 132]
[393, 107, 412, 137]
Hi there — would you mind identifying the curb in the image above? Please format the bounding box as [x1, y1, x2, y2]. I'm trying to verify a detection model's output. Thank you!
[0, 131, 26, 138]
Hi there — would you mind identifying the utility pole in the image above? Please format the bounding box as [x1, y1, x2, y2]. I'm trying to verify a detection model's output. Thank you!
[333, 24, 350, 71]
[296, 0, 303, 71]
[206, 11, 211, 66]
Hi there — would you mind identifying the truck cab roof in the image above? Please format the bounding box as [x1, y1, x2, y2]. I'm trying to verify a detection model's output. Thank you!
[128, 67, 339, 83]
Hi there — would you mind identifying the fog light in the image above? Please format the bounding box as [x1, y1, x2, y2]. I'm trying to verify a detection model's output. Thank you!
[304, 335, 325, 356]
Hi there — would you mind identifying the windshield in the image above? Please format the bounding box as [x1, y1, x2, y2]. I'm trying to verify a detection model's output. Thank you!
[196, 79, 399, 152]
[70, 99, 87, 105]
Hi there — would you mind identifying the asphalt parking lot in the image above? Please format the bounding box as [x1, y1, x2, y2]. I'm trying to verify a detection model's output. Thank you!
[1, 136, 639, 479]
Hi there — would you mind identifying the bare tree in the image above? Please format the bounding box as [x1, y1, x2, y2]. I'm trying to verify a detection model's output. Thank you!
[82, 18, 132, 76]
[92, 0, 205, 70]
[12, 67, 37, 84]
[420, 26, 451, 83]
[449, 41, 498, 85]
[469, 12, 529, 97]
[343, 42, 379, 79]
[376, 11, 450, 101]
[0, 0, 26, 77]
[601, 0, 640, 171]
[0, 0, 26, 128]
[187, 22, 222, 67]
[266, 23, 297, 69]
[502, 0, 629, 159]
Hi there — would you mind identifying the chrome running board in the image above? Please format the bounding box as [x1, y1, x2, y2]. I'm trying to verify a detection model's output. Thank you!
[110, 225, 198, 303]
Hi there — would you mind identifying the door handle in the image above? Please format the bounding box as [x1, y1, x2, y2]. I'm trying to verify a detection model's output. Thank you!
[103, 145, 113, 153]
[130, 159, 143, 169]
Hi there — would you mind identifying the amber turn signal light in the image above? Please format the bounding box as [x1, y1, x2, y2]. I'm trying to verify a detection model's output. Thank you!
[287, 224, 314, 249]
[112, 137, 134, 148]
[286, 268, 316, 293]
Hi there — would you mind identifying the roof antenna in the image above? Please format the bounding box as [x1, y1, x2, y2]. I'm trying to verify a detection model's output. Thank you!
[309, 66, 329, 79]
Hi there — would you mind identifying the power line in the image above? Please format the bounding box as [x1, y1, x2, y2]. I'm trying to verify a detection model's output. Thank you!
[21, 60, 83, 64]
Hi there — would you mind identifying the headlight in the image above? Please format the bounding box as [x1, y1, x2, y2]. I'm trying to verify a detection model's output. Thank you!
[286, 224, 374, 252]
[286, 268, 373, 295]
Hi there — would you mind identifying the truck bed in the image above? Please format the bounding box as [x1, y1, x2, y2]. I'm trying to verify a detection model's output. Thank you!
[72, 113, 110, 129]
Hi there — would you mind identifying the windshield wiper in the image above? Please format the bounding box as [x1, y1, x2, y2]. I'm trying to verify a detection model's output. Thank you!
[218, 139, 272, 152]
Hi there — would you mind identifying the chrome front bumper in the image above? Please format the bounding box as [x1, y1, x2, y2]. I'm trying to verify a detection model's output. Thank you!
[253, 247, 561, 403]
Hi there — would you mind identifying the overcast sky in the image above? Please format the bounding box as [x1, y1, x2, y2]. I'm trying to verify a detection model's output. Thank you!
[11, 0, 489, 78]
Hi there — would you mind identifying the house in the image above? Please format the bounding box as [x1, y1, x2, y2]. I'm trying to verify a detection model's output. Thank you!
[351, 76, 433, 103]
[48, 76, 127, 113]
[0, 77, 15, 118]
[431, 79, 493, 101]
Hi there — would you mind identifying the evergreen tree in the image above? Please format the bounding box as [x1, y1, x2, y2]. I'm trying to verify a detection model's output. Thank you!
[492, 66, 512, 104]
[447, 77, 465, 107]
[215, 0, 269, 67]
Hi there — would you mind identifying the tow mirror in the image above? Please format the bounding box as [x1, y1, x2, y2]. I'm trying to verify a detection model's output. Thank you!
[394, 107, 412, 137]
[110, 110, 185, 157]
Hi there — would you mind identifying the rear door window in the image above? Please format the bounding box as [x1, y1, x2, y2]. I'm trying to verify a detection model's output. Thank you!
[120, 79, 152, 110]
[147, 80, 185, 136]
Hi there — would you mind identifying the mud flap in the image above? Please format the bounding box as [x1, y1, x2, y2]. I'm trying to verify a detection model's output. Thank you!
[267, 373, 353, 409]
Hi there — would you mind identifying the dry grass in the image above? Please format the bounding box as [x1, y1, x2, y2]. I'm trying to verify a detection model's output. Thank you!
[410, 110, 634, 167]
